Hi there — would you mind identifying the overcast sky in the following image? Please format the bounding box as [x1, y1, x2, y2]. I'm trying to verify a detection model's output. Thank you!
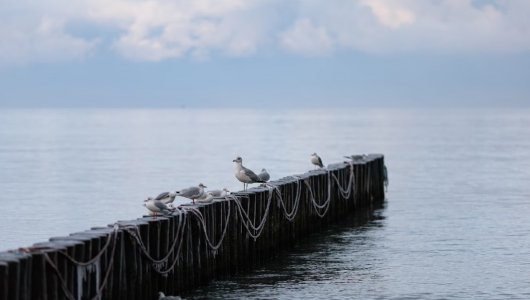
[1, 0, 529, 108]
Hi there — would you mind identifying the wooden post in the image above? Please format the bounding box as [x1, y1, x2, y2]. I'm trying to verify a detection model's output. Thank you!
[1, 154, 386, 299]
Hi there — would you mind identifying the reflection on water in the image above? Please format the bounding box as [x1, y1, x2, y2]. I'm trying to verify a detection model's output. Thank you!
[1, 108, 530, 299]
[184, 205, 386, 300]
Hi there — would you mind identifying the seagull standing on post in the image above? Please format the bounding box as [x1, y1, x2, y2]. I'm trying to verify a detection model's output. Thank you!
[144, 197, 174, 218]
[208, 188, 230, 197]
[310, 153, 324, 169]
[258, 168, 270, 182]
[176, 183, 207, 204]
[233, 156, 266, 191]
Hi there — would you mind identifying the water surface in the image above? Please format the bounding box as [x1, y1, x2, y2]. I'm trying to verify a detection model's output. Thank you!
[1, 108, 529, 299]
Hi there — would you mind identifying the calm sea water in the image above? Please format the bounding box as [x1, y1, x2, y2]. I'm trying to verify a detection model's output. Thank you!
[1, 108, 530, 299]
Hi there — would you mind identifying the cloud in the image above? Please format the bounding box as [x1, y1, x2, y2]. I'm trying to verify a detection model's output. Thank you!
[279, 18, 334, 56]
[360, 0, 415, 29]
[0, 0, 530, 65]
[0, 16, 97, 66]
[87, 0, 269, 61]
[278, 0, 530, 54]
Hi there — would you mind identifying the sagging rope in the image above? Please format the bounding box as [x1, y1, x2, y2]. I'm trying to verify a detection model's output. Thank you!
[272, 177, 303, 222]
[304, 163, 355, 218]
[42, 163, 357, 299]
[122, 212, 187, 274]
[183, 203, 231, 251]
[226, 189, 273, 240]
[121, 212, 185, 264]
[43, 224, 120, 300]
[330, 163, 355, 200]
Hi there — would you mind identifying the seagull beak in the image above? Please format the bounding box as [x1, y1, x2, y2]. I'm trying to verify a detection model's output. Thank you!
[232, 159, 236, 162]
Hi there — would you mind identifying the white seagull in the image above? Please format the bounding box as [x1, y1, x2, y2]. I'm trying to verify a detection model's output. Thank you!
[144, 197, 174, 217]
[208, 188, 230, 197]
[176, 183, 207, 204]
[310, 153, 324, 169]
[197, 192, 214, 203]
[233, 156, 266, 191]
[258, 168, 270, 182]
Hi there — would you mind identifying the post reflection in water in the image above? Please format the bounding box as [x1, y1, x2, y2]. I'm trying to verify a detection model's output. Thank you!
[184, 204, 386, 300]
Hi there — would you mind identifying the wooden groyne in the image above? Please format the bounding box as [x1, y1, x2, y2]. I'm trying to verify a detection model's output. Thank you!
[0, 154, 386, 300]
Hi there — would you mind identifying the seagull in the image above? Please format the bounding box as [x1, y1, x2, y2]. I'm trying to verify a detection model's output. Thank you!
[158, 292, 182, 300]
[154, 191, 177, 204]
[233, 156, 266, 191]
[258, 168, 270, 182]
[197, 192, 214, 203]
[208, 188, 230, 197]
[144, 197, 174, 217]
[176, 183, 207, 204]
[310, 153, 324, 169]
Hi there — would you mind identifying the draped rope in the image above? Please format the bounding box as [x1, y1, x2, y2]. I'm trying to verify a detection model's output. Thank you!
[40, 162, 357, 299]
[43, 224, 119, 300]
[121, 213, 187, 274]
[183, 203, 231, 251]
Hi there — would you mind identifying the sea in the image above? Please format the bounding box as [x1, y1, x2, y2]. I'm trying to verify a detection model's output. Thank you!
[1, 108, 529, 299]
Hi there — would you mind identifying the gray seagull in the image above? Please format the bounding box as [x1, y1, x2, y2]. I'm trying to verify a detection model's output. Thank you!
[310, 153, 324, 169]
[258, 168, 270, 182]
[176, 183, 207, 204]
[208, 188, 230, 197]
[233, 156, 266, 191]
[144, 197, 174, 217]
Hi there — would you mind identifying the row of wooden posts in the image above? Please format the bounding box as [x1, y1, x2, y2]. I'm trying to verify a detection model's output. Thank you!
[0, 154, 386, 300]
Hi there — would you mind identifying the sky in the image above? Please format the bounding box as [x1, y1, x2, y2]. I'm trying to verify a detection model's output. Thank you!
[0, 0, 529, 108]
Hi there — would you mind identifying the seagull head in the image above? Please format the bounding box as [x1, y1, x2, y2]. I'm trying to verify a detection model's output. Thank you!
[223, 188, 230, 192]
[311, 153, 317, 157]
[261, 168, 267, 172]
[233, 156, 243, 163]
[198, 183, 207, 188]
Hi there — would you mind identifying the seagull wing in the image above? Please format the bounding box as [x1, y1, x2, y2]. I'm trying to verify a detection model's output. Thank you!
[155, 192, 170, 200]
[179, 186, 200, 198]
[154, 200, 170, 211]
[317, 156, 324, 168]
[243, 166, 264, 182]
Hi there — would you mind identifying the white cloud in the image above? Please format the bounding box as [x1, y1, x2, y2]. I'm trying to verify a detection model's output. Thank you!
[0, 16, 96, 65]
[360, 0, 415, 29]
[280, 18, 334, 56]
[0, 0, 530, 64]
[87, 0, 267, 61]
